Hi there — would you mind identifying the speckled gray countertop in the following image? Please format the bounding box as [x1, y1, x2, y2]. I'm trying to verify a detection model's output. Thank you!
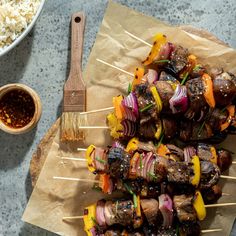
[0, 0, 236, 235]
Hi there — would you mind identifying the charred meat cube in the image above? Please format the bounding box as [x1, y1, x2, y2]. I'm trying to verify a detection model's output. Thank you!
[185, 78, 208, 120]
[201, 185, 222, 204]
[139, 120, 157, 139]
[104, 200, 135, 226]
[179, 222, 201, 236]
[167, 161, 193, 184]
[200, 161, 221, 189]
[197, 143, 215, 162]
[170, 45, 189, 74]
[166, 144, 184, 161]
[162, 117, 178, 139]
[217, 148, 233, 172]
[173, 195, 197, 223]
[140, 199, 159, 226]
[155, 80, 174, 112]
[108, 148, 130, 179]
[213, 72, 236, 106]
[206, 108, 228, 131]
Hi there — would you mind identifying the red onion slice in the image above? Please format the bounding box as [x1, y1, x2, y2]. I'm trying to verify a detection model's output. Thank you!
[169, 85, 188, 114]
[147, 158, 156, 182]
[112, 140, 125, 149]
[94, 147, 107, 172]
[159, 194, 173, 228]
[96, 200, 106, 227]
[142, 152, 153, 179]
[89, 227, 97, 236]
[121, 92, 139, 121]
[104, 201, 115, 226]
[121, 120, 137, 137]
[184, 146, 197, 163]
[159, 42, 171, 60]
[147, 69, 158, 84]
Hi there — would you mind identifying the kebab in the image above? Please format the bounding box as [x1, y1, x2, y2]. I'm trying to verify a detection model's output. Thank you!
[78, 34, 236, 142]
[62, 191, 235, 236]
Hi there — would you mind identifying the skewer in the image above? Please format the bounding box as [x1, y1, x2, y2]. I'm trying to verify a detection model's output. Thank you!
[54, 176, 230, 197]
[232, 161, 236, 164]
[96, 58, 133, 77]
[78, 126, 109, 129]
[201, 229, 222, 233]
[124, 30, 152, 47]
[53, 176, 101, 184]
[61, 213, 223, 235]
[220, 175, 236, 180]
[80, 106, 114, 115]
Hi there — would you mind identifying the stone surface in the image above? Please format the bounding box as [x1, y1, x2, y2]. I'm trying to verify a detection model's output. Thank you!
[0, 0, 236, 235]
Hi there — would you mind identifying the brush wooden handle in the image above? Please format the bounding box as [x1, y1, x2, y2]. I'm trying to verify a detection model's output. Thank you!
[63, 12, 86, 112]
[70, 12, 85, 79]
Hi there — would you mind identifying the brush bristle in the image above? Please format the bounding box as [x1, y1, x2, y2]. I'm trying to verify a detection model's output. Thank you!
[60, 112, 88, 142]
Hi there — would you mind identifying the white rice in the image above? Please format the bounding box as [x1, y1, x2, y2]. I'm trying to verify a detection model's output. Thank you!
[0, 0, 40, 50]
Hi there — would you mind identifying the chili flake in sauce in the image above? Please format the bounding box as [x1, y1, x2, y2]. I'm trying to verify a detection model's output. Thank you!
[0, 89, 35, 128]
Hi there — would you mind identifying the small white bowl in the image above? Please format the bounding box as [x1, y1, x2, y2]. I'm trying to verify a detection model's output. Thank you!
[0, 0, 45, 57]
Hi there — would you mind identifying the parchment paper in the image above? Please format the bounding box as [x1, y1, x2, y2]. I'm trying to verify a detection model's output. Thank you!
[22, 1, 236, 235]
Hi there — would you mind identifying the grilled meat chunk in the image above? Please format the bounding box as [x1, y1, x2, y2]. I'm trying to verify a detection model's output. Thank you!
[207, 108, 228, 131]
[179, 222, 201, 236]
[185, 78, 208, 120]
[162, 117, 177, 139]
[108, 148, 130, 179]
[201, 185, 222, 204]
[166, 144, 184, 161]
[170, 45, 189, 74]
[104, 200, 135, 226]
[155, 80, 174, 112]
[200, 161, 221, 189]
[217, 148, 232, 172]
[173, 194, 197, 222]
[213, 72, 236, 106]
[197, 143, 215, 162]
[167, 161, 193, 184]
[139, 120, 156, 139]
[140, 199, 159, 225]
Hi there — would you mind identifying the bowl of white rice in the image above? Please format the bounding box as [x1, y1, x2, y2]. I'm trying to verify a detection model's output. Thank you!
[0, 0, 45, 57]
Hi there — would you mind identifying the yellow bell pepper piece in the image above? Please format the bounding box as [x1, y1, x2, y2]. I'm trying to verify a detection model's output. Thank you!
[107, 113, 124, 139]
[220, 105, 235, 131]
[126, 137, 139, 153]
[154, 119, 162, 140]
[193, 191, 206, 221]
[150, 85, 162, 113]
[157, 144, 170, 157]
[210, 146, 218, 164]
[113, 95, 124, 120]
[83, 204, 97, 235]
[132, 67, 145, 91]
[202, 73, 215, 108]
[191, 155, 200, 187]
[86, 145, 96, 173]
[136, 195, 141, 217]
[142, 33, 167, 66]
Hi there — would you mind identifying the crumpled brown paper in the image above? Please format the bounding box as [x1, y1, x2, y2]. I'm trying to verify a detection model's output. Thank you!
[22, 1, 236, 235]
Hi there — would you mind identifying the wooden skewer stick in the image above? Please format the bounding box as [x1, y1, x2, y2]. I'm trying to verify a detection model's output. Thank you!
[80, 106, 114, 115]
[205, 202, 236, 208]
[220, 175, 236, 180]
[61, 157, 87, 162]
[232, 161, 236, 164]
[78, 126, 109, 129]
[96, 58, 133, 77]
[124, 30, 152, 48]
[53, 176, 101, 184]
[201, 229, 222, 233]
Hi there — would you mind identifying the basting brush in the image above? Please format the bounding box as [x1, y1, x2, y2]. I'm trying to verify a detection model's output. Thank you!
[60, 12, 87, 142]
